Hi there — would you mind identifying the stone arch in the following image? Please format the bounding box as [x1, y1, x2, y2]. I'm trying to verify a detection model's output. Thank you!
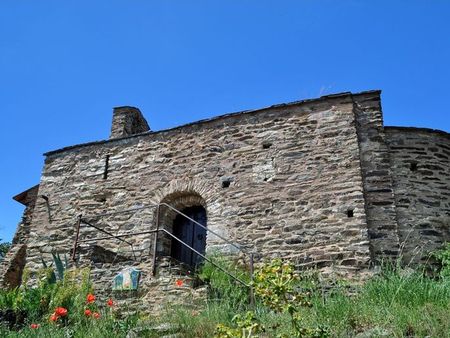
[151, 178, 228, 258]
[159, 191, 207, 230]
[155, 190, 208, 259]
[151, 178, 216, 207]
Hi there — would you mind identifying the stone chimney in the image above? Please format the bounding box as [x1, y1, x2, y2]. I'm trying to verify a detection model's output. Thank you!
[110, 106, 150, 139]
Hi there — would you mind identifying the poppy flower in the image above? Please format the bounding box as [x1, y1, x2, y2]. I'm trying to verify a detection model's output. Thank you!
[50, 313, 58, 322]
[30, 323, 40, 329]
[86, 293, 96, 303]
[84, 309, 92, 317]
[93, 312, 101, 319]
[106, 299, 114, 307]
[55, 307, 68, 317]
[175, 279, 183, 287]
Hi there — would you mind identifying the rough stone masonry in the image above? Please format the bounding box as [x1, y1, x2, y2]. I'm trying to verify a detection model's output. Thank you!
[1, 90, 449, 307]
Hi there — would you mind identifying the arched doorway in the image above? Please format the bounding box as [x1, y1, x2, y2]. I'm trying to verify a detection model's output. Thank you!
[171, 206, 207, 267]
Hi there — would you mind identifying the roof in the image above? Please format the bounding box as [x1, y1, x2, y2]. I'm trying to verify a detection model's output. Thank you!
[13, 184, 40, 206]
[44, 90, 381, 157]
[384, 126, 450, 139]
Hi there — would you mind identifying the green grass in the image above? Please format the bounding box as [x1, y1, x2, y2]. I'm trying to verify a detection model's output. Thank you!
[166, 262, 450, 337]
[309, 269, 450, 337]
[1, 258, 449, 337]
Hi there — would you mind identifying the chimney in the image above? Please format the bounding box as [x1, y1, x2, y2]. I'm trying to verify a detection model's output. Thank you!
[110, 106, 150, 139]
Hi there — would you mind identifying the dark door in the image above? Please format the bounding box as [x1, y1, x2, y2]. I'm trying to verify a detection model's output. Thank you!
[171, 206, 207, 267]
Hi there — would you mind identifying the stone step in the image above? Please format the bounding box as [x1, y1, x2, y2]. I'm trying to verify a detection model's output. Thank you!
[125, 322, 180, 338]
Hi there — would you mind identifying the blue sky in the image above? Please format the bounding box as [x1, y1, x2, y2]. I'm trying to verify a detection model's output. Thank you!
[1, 1, 449, 242]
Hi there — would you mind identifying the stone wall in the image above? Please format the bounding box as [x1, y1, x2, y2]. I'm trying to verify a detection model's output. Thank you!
[353, 92, 400, 261]
[22, 92, 372, 291]
[110, 106, 150, 139]
[386, 127, 450, 263]
[0, 185, 39, 288]
[5, 89, 449, 305]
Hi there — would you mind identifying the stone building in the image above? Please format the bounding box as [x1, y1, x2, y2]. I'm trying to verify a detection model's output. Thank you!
[1, 90, 449, 305]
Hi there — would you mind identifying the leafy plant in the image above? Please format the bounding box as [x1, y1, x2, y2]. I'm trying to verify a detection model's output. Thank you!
[253, 259, 329, 338]
[432, 242, 450, 279]
[198, 254, 250, 310]
[0, 240, 11, 260]
[214, 311, 265, 338]
[212, 259, 329, 338]
[41, 252, 70, 283]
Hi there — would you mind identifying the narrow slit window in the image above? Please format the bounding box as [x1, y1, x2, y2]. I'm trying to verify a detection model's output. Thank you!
[347, 209, 354, 218]
[103, 155, 110, 179]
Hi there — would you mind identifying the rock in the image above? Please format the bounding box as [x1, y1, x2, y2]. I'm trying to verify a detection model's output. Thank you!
[354, 327, 392, 338]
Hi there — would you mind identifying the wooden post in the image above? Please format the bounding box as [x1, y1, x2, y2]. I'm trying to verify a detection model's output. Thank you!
[151, 204, 160, 276]
[71, 214, 82, 262]
[250, 252, 255, 307]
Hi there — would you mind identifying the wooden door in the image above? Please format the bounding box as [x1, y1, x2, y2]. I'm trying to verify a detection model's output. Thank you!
[171, 206, 207, 267]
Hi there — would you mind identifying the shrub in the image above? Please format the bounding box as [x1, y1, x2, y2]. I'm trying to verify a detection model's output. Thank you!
[433, 242, 450, 279]
[198, 254, 250, 310]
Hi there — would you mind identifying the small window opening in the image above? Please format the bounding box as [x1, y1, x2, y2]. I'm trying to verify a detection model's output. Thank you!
[347, 209, 354, 218]
[222, 179, 231, 188]
[410, 163, 418, 171]
[103, 155, 110, 180]
[262, 141, 272, 149]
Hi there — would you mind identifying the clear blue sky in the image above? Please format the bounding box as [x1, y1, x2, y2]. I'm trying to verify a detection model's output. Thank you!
[1, 1, 449, 242]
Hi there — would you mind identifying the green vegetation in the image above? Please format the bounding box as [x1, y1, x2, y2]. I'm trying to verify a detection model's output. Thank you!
[0, 245, 449, 337]
[0, 266, 142, 337]
[433, 242, 450, 279]
[40, 252, 70, 284]
[0, 240, 11, 261]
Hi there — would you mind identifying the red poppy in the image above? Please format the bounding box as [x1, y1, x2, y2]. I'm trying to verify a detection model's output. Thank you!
[84, 309, 92, 317]
[106, 299, 114, 307]
[30, 323, 40, 329]
[175, 279, 183, 287]
[93, 312, 101, 319]
[55, 307, 68, 317]
[86, 293, 96, 303]
[50, 313, 58, 322]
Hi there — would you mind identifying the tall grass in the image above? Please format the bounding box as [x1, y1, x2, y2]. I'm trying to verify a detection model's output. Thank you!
[163, 254, 253, 336]
[167, 259, 450, 337]
[1, 255, 449, 337]
[307, 267, 450, 337]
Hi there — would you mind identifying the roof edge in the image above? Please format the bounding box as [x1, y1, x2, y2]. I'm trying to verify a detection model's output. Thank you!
[44, 90, 380, 157]
[13, 184, 40, 205]
[385, 126, 450, 139]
